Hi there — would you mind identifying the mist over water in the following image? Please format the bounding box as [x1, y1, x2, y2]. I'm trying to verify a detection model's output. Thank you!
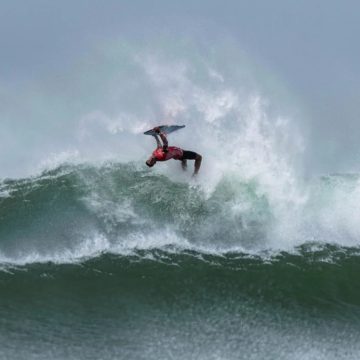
[0, 38, 302, 177]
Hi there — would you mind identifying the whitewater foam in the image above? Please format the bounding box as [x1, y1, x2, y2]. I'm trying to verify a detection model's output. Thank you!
[0, 233, 110, 267]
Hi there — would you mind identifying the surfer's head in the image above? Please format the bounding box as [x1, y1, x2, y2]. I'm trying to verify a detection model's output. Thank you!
[146, 156, 156, 167]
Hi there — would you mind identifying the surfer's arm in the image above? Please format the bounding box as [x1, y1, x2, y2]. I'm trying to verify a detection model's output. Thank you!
[154, 127, 168, 151]
[159, 132, 168, 151]
[153, 134, 162, 148]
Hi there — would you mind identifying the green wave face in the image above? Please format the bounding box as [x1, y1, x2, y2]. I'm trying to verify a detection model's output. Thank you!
[1, 248, 360, 360]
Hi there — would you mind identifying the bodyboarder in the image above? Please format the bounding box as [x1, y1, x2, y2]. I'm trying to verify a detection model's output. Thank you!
[145, 127, 202, 175]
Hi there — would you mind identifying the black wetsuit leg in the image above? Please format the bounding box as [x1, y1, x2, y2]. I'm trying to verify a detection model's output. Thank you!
[182, 150, 197, 160]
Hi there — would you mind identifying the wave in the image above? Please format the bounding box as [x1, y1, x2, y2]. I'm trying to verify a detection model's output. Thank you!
[1, 163, 360, 268]
[2, 244, 360, 313]
[0, 162, 268, 265]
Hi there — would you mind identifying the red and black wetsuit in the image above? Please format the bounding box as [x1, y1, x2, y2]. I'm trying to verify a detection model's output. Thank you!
[152, 131, 197, 161]
[152, 146, 183, 161]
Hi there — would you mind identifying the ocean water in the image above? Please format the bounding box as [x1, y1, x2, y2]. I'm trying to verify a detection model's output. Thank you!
[1, 163, 360, 360]
[1, 37, 360, 359]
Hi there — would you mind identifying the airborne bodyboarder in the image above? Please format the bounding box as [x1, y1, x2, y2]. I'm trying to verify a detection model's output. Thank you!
[145, 127, 202, 175]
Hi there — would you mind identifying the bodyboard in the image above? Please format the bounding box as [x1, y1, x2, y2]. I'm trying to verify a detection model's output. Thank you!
[144, 125, 185, 136]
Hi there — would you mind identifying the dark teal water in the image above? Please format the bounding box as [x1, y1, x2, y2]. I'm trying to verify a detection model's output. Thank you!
[1, 164, 360, 359]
